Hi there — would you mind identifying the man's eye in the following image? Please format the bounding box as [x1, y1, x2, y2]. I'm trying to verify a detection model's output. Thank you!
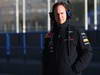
[61, 13, 63, 14]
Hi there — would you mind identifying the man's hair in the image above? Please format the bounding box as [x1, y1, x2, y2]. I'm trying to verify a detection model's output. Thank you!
[51, 1, 70, 14]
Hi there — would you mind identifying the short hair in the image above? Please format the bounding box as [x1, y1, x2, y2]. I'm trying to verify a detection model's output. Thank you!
[52, 1, 70, 13]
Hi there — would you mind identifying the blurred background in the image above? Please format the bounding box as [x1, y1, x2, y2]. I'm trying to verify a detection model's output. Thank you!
[0, 0, 100, 75]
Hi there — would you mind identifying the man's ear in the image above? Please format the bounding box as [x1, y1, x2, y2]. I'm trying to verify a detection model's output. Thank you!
[49, 12, 55, 19]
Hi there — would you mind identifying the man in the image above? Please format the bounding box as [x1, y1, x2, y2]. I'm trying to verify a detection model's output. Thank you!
[42, 1, 93, 75]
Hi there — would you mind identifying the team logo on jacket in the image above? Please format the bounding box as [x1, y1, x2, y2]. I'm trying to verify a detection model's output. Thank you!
[81, 32, 90, 45]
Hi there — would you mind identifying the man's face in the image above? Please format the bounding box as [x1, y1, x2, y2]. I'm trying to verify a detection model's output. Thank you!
[54, 5, 67, 24]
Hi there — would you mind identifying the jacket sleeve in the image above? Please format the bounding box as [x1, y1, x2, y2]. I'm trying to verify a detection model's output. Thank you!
[42, 32, 54, 75]
[42, 37, 50, 75]
[72, 29, 93, 73]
